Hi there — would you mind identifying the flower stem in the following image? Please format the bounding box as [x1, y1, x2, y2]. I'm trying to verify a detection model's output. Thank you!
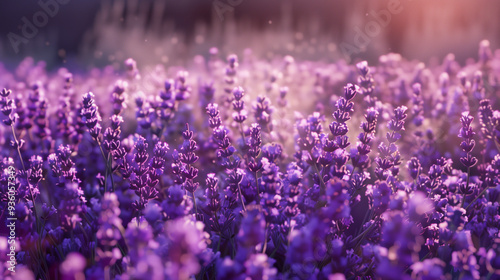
[461, 166, 471, 208]
[96, 140, 115, 193]
[262, 222, 269, 253]
[191, 191, 198, 216]
[96, 141, 109, 193]
[11, 125, 47, 278]
[353, 217, 379, 251]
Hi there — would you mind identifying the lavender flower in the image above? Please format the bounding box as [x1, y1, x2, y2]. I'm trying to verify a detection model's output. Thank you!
[232, 86, 248, 136]
[352, 107, 379, 171]
[110, 80, 128, 115]
[224, 54, 239, 95]
[129, 136, 159, 214]
[205, 173, 221, 214]
[2, 40, 500, 280]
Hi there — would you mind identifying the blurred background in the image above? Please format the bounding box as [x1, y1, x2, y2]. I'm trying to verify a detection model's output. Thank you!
[0, 0, 498, 69]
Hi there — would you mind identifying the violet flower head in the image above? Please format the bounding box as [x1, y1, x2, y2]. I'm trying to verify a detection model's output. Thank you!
[278, 86, 288, 107]
[237, 208, 265, 250]
[387, 105, 408, 143]
[322, 179, 350, 222]
[177, 123, 199, 194]
[411, 83, 424, 127]
[262, 143, 282, 163]
[479, 39, 492, 64]
[356, 61, 375, 97]
[150, 141, 169, 183]
[103, 115, 123, 154]
[478, 99, 500, 148]
[458, 112, 478, 168]
[48, 145, 79, 186]
[353, 107, 379, 170]
[330, 84, 359, 147]
[407, 157, 421, 180]
[96, 192, 123, 267]
[125, 57, 140, 79]
[110, 80, 127, 115]
[199, 81, 215, 108]
[247, 123, 263, 173]
[374, 105, 407, 181]
[28, 155, 43, 186]
[135, 92, 155, 130]
[129, 136, 159, 213]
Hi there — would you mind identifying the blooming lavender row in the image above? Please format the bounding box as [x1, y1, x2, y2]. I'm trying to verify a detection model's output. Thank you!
[0, 40, 500, 280]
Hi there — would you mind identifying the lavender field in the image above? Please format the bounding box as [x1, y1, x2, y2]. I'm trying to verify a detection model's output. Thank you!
[1, 1, 500, 280]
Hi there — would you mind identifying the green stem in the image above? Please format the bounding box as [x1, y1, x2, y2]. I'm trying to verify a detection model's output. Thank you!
[191, 191, 198, 216]
[461, 166, 471, 208]
[353, 217, 378, 251]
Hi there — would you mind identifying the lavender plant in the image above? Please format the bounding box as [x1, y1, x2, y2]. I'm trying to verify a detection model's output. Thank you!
[1, 40, 500, 280]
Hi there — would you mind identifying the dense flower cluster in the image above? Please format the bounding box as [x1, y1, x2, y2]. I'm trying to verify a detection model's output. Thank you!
[1, 41, 500, 280]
